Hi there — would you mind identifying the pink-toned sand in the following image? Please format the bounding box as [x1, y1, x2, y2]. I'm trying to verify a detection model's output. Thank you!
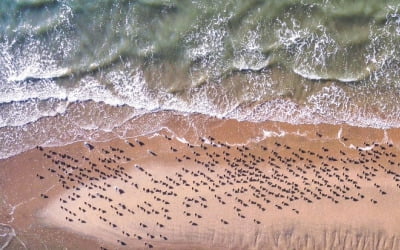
[2, 116, 400, 249]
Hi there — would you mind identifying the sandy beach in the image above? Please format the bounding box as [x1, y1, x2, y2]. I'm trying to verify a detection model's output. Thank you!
[3, 1, 400, 249]
[1, 114, 400, 249]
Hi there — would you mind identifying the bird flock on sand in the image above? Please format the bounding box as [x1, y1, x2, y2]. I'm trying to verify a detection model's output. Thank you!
[35, 132, 400, 249]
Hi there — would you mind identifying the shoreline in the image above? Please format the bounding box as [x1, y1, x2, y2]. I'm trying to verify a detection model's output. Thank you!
[2, 102, 400, 161]
[1, 116, 400, 249]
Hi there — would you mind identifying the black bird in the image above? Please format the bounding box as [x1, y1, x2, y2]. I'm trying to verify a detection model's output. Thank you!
[117, 240, 127, 246]
[84, 142, 94, 150]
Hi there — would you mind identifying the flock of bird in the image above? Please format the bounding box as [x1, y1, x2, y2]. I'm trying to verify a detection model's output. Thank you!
[35, 132, 400, 249]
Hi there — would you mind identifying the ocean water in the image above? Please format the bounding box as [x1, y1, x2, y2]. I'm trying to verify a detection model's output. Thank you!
[1, 0, 400, 159]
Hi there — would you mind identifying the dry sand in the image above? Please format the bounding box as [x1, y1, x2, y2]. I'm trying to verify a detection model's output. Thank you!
[1, 115, 400, 249]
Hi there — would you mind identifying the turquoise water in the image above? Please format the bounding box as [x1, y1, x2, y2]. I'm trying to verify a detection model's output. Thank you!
[1, 0, 400, 158]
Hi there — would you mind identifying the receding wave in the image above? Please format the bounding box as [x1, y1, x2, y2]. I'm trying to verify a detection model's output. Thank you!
[292, 68, 368, 83]
[1, 0, 400, 159]
[7, 68, 72, 82]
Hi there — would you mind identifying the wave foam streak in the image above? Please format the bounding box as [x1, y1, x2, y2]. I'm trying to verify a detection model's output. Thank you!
[1, 0, 400, 159]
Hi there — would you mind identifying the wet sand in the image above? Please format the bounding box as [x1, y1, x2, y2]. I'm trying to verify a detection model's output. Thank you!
[1, 114, 400, 249]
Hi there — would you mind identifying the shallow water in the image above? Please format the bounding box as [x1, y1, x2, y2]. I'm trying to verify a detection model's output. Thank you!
[1, 0, 400, 158]
[0, 223, 15, 249]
